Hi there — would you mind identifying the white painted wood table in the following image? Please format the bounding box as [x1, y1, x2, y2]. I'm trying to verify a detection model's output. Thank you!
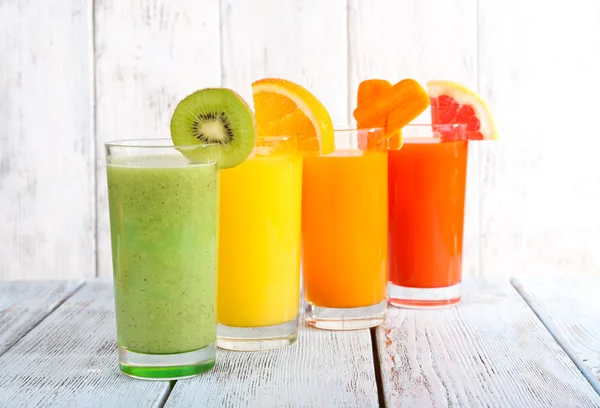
[0, 279, 599, 408]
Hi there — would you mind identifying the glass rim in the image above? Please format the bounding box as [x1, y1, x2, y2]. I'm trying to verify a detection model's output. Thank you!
[334, 127, 385, 134]
[398, 123, 468, 142]
[105, 138, 218, 150]
[334, 124, 466, 131]
[331, 124, 469, 144]
[106, 136, 296, 149]
[401, 123, 467, 128]
[255, 135, 298, 142]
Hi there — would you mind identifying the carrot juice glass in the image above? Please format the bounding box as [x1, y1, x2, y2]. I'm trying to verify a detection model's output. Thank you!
[388, 124, 468, 308]
[217, 136, 302, 350]
[302, 128, 388, 330]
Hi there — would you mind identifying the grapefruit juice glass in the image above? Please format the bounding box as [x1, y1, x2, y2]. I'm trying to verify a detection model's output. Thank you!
[302, 128, 388, 330]
[388, 124, 468, 308]
[217, 136, 302, 350]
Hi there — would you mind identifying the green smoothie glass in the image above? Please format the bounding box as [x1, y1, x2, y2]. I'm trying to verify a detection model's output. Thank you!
[105, 139, 219, 380]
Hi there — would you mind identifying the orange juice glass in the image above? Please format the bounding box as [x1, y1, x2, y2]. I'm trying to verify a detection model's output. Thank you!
[217, 136, 302, 351]
[388, 124, 468, 308]
[302, 128, 388, 330]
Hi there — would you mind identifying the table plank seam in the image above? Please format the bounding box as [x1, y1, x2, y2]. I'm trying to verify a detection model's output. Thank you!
[0, 280, 85, 358]
[374, 279, 600, 407]
[511, 278, 600, 396]
[158, 380, 176, 408]
[0, 281, 171, 407]
[370, 327, 386, 408]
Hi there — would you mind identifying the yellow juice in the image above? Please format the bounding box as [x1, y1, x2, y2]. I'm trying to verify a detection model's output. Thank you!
[218, 152, 303, 327]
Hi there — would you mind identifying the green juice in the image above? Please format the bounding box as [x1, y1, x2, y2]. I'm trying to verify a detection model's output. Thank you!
[107, 156, 218, 355]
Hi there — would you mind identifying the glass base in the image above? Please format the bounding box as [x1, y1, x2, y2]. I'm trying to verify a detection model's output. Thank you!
[217, 317, 298, 351]
[388, 282, 461, 309]
[118, 342, 216, 380]
[305, 301, 386, 330]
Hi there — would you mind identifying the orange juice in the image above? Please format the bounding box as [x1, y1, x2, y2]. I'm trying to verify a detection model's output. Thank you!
[218, 152, 302, 329]
[302, 129, 387, 329]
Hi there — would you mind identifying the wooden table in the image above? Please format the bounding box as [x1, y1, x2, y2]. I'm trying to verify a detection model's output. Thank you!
[1, 278, 599, 407]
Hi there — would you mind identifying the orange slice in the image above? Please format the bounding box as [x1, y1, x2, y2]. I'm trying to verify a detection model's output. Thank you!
[427, 80, 498, 140]
[251, 78, 334, 155]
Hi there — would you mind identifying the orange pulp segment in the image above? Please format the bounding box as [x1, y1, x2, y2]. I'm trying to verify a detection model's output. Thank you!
[251, 78, 335, 155]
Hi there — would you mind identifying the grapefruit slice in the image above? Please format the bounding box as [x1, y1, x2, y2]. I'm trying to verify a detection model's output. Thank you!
[427, 80, 497, 140]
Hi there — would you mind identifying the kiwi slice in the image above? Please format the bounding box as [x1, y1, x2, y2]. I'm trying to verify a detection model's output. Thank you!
[170, 88, 256, 169]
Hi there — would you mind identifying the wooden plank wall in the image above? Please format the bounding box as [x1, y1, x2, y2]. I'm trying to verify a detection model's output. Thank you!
[0, 1, 95, 280]
[2, 0, 600, 279]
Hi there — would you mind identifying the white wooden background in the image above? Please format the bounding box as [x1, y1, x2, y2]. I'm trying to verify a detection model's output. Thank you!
[2, 0, 600, 280]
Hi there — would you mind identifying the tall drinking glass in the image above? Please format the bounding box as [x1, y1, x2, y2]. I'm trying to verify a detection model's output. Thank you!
[387, 124, 468, 308]
[105, 139, 219, 379]
[302, 128, 388, 329]
[217, 136, 302, 350]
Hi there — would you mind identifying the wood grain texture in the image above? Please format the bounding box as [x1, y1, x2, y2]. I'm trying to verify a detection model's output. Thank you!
[376, 279, 600, 407]
[0, 0, 95, 280]
[3, 2, 600, 282]
[0, 281, 169, 408]
[94, 0, 221, 277]
[0, 280, 82, 356]
[478, 0, 600, 278]
[513, 277, 600, 394]
[220, 0, 348, 126]
[348, 0, 481, 277]
[166, 321, 378, 407]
